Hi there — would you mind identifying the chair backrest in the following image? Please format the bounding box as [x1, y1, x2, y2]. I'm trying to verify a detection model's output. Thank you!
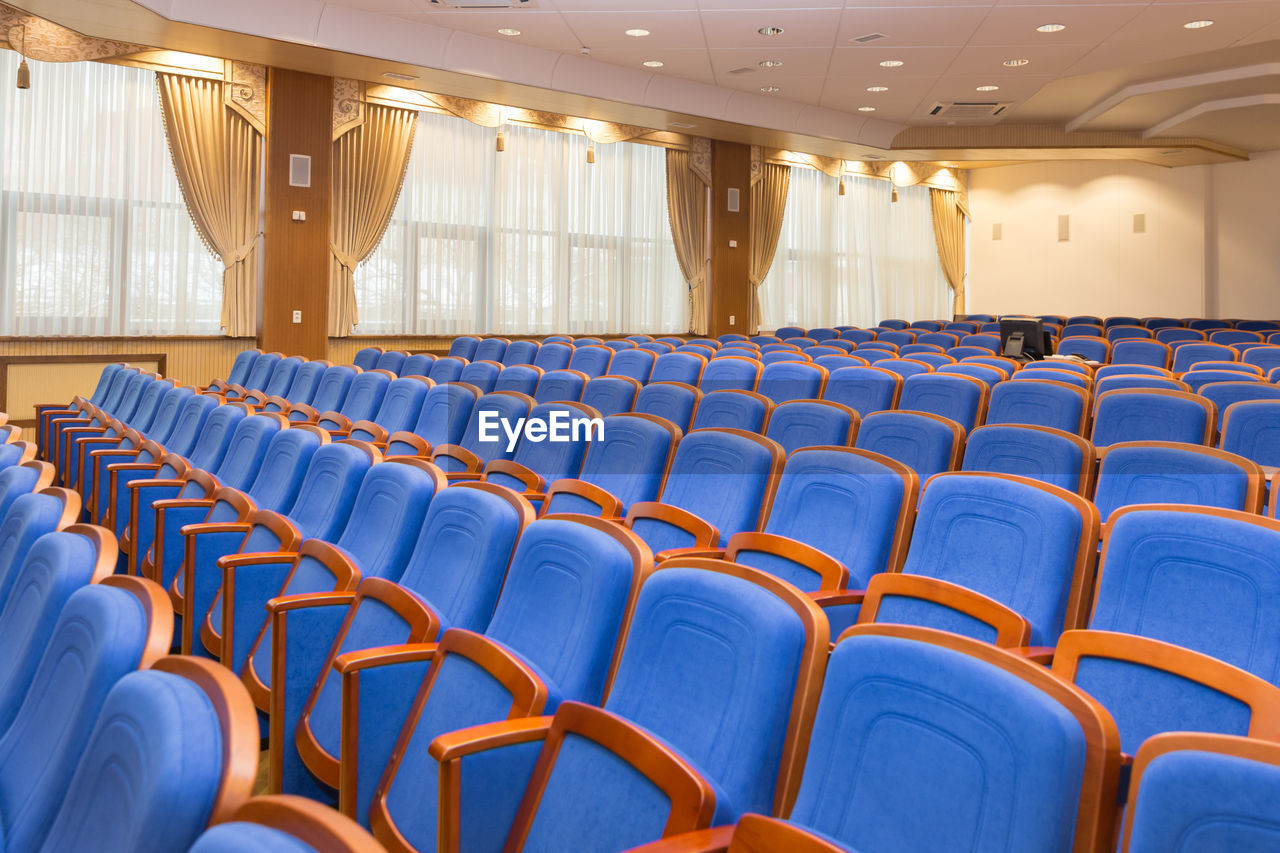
[457, 360, 502, 393]
[568, 345, 613, 378]
[807, 327, 839, 340]
[790, 624, 1118, 853]
[186, 404, 249, 473]
[764, 400, 857, 456]
[0, 462, 57, 523]
[962, 423, 1094, 496]
[822, 366, 901, 417]
[1107, 325, 1153, 343]
[633, 382, 701, 432]
[639, 341, 675, 355]
[353, 377, 429, 439]
[754, 361, 827, 405]
[813, 354, 866, 372]
[453, 391, 534, 469]
[899, 373, 988, 433]
[226, 349, 262, 386]
[1094, 441, 1264, 520]
[545, 413, 680, 516]
[1094, 364, 1170, 380]
[878, 330, 916, 348]
[126, 377, 173, 434]
[1062, 323, 1103, 338]
[1091, 388, 1215, 447]
[325, 371, 392, 427]
[761, 350, 812, 365]
[651, 352, 706, 386]
[1210, 329, 1264, 346]
[297, 365, 355, 421]
[581, 375, 640, 417]
[854, 410, 964, 485]
[698, 356, 762, 393]
[142, 385, 193, 441]
[986, 378, 1089, 436]
[1156, 327, 1206, 346]
[775, 326, 806, 339]
[281, 360, 328, 407]
[190, 795, 380, 853]
[244, 427, 326, 516]
[533, 368, 588, 404]
[372, 350, 408, 375]
[888, 472, 1099, 645]
[41, 657, 258, 853]
[0, 487, 80, 605]
[1222, 399, 1280, 468]
[602, 561, 827, 819]
[352, 347, 382, 371]
[745, 446, 916, 590]
[211, 415, 284, 492]
[1094, 374, 1189, 396]
[1012, 367, 1091, 389]
[1181, 369, 1261, 393]
[533, 343, 574, 372]
[448, 336, 480, 360]
[1143, 318, 1183, 330]
[1093, 506, 1280, 688]
[1057, 337, 1110, 362]
[937, 362, 1004, 388]
[901, 341, 948, 355]
[281, 442, 378, 542]
[1111, 339, 1172, 369]
[959, 334, 1001, 353]
[1242, 345, 1280, 374]
[1172, 342, 1236, 372]
[427, 356, 467, 384]
[607, 348, 656, 383]
[494, 364, 543, 396]
[240, 352, 282, 393]
[1200, 381, 1280, 430]
[640, 429, 784, 549]
[691, 389, 772, 433]
[388, 381, 479, 456]
[502, 340, 540, 366]
[473, 338, 509, 363]
[490, 402, 598, 490]
[1190, 360, 1264, 376]
[399, 353, 435, 379]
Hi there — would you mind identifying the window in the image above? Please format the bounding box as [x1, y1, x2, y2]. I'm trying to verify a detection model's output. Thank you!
[0, 60, 223, 336]
[357, 111, 686, 335]
[761, 167, 952, 329]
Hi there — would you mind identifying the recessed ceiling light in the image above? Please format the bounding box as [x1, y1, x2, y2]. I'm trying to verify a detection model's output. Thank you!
[879, 60, 904, 68]
[625, 28, 650, 37]
[760, 85, 781, 93]
[759, 26, 784, 36]
[1003, 58, 1030, 67]
[382, 71, 418, 81]
[759, 59, 783, 68]
[1161, 149, 1186, 155]
[643, 60, 664, 67]
[670, 121, 696, 129]
[858, 106, 876, 112]
[1184, 19, 1214, 29]
[976, 85, 1000, 91]
[1036, 23, 1066, 33]
[866, 86, 888, 92]
[497, 28, 521, 36]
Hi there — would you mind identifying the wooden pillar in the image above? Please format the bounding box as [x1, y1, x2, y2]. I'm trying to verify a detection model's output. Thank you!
[708, 140, 752, 339]
[261, 68, 331, 360]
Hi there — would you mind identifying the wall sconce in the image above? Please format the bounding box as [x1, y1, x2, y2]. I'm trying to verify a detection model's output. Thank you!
[16, 26, 30, 90]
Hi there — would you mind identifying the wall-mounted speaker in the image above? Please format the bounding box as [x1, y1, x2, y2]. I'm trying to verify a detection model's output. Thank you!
[727, 187, 740, 213]
[1133, 213, 1146, 234]
[992, 223, 1003, 240]
[1057, 214, 1070, 242]
[289, 154, 312, 188]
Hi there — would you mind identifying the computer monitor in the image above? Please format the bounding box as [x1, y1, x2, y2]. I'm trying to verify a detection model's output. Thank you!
[999, 317, 1052, 361]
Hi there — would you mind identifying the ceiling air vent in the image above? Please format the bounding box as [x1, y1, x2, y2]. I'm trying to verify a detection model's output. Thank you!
[728, 66, 756, 75]
[427, 0, 532, 8]
[928, 101, 1011, 119]
[852, 32, 888, 44]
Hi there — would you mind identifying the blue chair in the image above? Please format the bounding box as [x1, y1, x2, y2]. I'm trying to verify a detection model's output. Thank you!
[576, 337, 606, 347]
[839, 329, 875, 344]
[807, 327, 839, 341]
[533, 343, 573, 372]
[221, 352, 282, 400]
[800, 346, 840, 360]
[909, 320, 942, 332]
[1239, 321, 1280, 332]
[1011, 366, 1091, 389]
[899, 373, 988, 432]
[261, 359, 328, 412]
[482, 402, 598, 503]
[352, 347, 382, 371]
[347, 377, 431, 447]
[813, 355, 865, 373]
[544, 336, 573, 344]
[288, 365, 357, 424]
[650, 352, 705, 386]
[568, 345, 612, 378]
[1105, 316, 1142, 329]
[822, 339, 855, 353]
[757, 361, 827, 404]
[1112, 339, 1172, 368]
[502, 340, 539, 366]
[1243, 345, 1280, 375]
[36, 362, 126, 453]
[857, 350, 897, 366]
[243, 356, 302, 407]
[1156, 327, 1206, 346]
[1107, 325, 1153, 343]
[639, 341, 675, 355]
[606, 348, 656, 384]
[760, 343, 800, 354]
[1057, 336, 1110, 362]
[750, 335, 781, 345]
[1211, 329, 1265, 347]
[822, 366, 901, 417]
[719, 333, 749, 343]
[862, 471, 1099, 646]
[1200, 381, 1280, 430]
[317, 371, 393, 435]
[1222, 400, 1280, 469]
[959, 334, 1000, 353]
[426, 356, 466, 385]
[386, 381, 479, 457]
[1172, 342, 1236, 373]
[1182, 369, 1261, 393]
[457, 360, 501, 393]
[854, 410, 964, 486]
[1094, 441, 1263, 520]
[625, 429, 784, 552]
[473, 337, 509, 363]
[677, 344, 715, 358]
[1094, 363, 1170, 380]
[721, 341, 759, 354]
[42, 656, 258, 852]
[944, 345, 991, 360]
[633, 382, 700, 432]
[0, 578, 170, 852]
[494, 364, 543, 396]
[1067, 315, 1103, 325]
[878, 330, 916, 348]
[978, 323, 1001, 334]
[963, 423, 1094, 495]
[760, 350, 812, 365]
[448, 336, 479, 360]
[878, 319, 909, 330]
[533, 368, 588, 404]
[937, 362, 1005, 389]
[698, 355, 762, 393]
[764, 399, 856, 455]
[373, 350, 408, 375]
[1092, 388, 1215, 447]
[907, 352, 954, 370]
[1094, 375, 1189, 396]
[944, 321, 978, 334]
[431, 391, 534, 475]
[775, 326, 806, 339]
[545, 413, 681, 517]
[1143, 317, 1183, 330]
[580, 375, 640, 416]
[691, 390, 772, 433]
[876, 358, 932, 383]
[190, 796, 380, 852]
[914, 333, 959, 349]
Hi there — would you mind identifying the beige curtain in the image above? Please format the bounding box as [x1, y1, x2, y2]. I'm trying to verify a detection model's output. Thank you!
[158, 73, 263, 337]
[930, 188, 967, 316]
[665, 149, 710, 335]
[748, 162, 790, 334]
[329, 104, 418, 336]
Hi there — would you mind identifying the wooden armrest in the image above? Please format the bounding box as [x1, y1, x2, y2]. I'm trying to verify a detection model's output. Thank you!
[860, 573, 1032, 649]
[542, 478, 622, 518]
[626, 827, 736, 853]
[317, 411, 352, 432]
[152, 497, 215, 512]
[725, 532, 848, 590]
[657, 547, 727, 562]
[179, 521, 251, 538]
[222, 383, 248, 398]
[483, 459, 544, 493]
[242, 390, 268, 406]
[262, 395, 291, 412]
[384, 431, 431, 457]
[288, 403, 320, 423]
[332, 642, 438, 675]
[809, 589, 865, 608]
[445, 472, 483, 482]
[347, 420, 388, 445]
[216, 550, 298, 571]
[127, 477, 186, 492]
[427, 716, 555, 763]
[1012, 646, 1056, 665]
[626, 501, 719, 550]
[265, 590, 357, 614]
[106, 461, 162, 474]
[431, 443, 482, 473]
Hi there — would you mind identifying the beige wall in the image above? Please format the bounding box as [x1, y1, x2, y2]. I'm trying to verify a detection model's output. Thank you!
[1206, 149, 1280, 320]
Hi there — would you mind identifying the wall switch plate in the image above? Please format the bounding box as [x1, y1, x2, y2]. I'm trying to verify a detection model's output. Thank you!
[728, 239, 738, 248]
[292, 310, 302, 324]
[292, 210, 306, 222]
[729, 315, 735, 325]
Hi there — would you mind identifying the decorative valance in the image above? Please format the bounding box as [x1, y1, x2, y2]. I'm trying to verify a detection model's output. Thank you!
[224, 60, 266, 135]
[333, 78, 365, 140]
[0, 2, 144, 62]
[765, 148, 969, 217]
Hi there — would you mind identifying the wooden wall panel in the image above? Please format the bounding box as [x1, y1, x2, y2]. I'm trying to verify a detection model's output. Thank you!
[262, 69, 332, 360]
[709, 140, 752, 339]
[0, 338, 245, 387]
[327, 336, 452, 365]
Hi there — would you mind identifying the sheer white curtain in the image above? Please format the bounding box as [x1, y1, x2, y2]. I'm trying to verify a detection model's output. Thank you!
[357, 111, 685, 335]
[0, 59, 222, 336]
[761, 168, 952, 329]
